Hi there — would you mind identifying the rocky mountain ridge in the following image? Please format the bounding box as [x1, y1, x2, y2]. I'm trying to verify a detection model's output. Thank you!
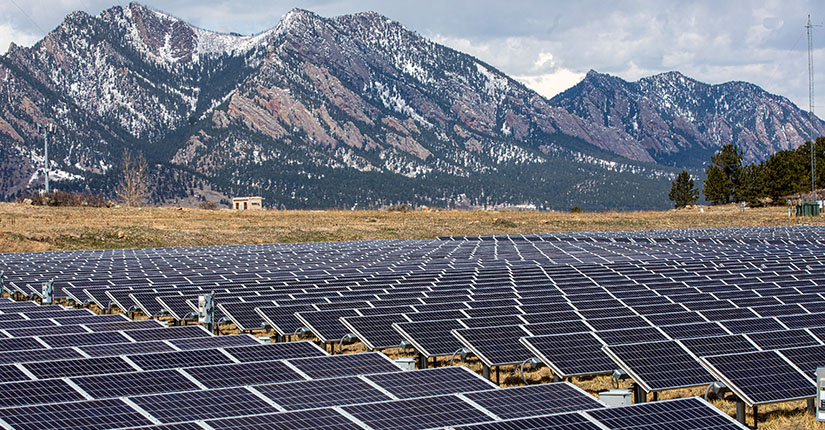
[551, 70, 825, 167]
[0, 4, 819, 209]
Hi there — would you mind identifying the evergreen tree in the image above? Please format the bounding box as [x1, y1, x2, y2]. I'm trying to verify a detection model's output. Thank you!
[761, 149, 805, 202]
[668, 170, 699, 208]
[737, 163, 764, 206]
[704, 144, 743, 204]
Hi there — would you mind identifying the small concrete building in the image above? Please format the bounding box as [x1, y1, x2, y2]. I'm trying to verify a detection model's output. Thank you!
[232, 196, 263, 210]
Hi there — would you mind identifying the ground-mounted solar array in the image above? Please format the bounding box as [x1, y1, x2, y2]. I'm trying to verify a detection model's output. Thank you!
[5, 225, 825, 428]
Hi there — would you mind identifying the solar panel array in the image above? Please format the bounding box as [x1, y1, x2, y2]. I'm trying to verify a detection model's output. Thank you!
[4, 225, 825, 426]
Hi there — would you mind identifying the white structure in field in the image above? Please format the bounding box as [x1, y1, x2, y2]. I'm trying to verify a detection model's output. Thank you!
[232, 196, 263, 210]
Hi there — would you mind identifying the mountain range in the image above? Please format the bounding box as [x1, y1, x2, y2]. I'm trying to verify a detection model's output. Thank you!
[0, 3, 822, 210]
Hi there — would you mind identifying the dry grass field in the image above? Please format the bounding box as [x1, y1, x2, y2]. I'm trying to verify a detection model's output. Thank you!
[3, 202, 825, 429]
[0, 202, 822, 253]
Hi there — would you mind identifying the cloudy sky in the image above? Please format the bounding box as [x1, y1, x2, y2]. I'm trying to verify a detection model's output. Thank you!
[2, 0, 825, 108]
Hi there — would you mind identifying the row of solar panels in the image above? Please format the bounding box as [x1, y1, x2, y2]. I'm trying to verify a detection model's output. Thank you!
[0, 298, 747, 430]
[7, 227, 825, 289]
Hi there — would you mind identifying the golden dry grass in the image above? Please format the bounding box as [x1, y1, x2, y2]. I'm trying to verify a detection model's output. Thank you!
[4, 202, 825, 428]
[0, 202, 822, 253]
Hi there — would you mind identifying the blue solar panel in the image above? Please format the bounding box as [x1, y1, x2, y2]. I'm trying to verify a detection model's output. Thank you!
[363, 366, 496, 399]
[701, 350, 815, 405]
[129, 387, 280, 423]
[463, 382, 605, 419]
[253, 376, 391, 410]
[586, 397, 747, 429]
[341, 394, 494, 430]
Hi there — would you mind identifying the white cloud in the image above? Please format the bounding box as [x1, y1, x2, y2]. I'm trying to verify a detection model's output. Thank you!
[0, 23, 39, 54]
[514, 70, 586, 99]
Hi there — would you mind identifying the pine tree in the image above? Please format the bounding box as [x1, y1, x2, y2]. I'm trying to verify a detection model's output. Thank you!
[668, 170, 699, 208]
[704, 144, 743, 204]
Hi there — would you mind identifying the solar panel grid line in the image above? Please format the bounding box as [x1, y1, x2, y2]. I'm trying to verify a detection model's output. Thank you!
[11, 362, 36, 381]
[120, 397, 164, 426]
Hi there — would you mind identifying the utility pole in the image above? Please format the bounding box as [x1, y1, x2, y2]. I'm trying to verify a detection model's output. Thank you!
[37, 123, 55, 193]
[807, 15, 819, 200]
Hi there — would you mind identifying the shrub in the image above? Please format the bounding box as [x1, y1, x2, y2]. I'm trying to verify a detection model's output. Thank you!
[386, 204, 411, 212]
[492, 218, 517, 227]
[570, 206, 583, 213]
[19, 191, 109, 207]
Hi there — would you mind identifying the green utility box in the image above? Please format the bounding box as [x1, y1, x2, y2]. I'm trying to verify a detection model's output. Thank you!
[797, 202, 821, 216]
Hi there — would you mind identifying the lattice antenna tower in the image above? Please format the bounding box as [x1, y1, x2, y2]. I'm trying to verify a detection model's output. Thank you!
[807, 15, 820, 198]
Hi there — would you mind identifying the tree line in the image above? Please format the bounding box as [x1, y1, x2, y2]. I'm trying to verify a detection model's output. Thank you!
[669, 138, 825, 208]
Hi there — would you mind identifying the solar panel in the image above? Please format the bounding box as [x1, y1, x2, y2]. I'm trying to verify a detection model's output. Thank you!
[23, 355, 136, 380]
[38, 331, 133, 348]
[4, 325, 89, 338]
[120, 424, 204, 430]
[453, 325, 532, 366]
[700, 350, 815, 405]
[594, 327, 668, 345]
[129, 386, 280, 423]
[0, 379, 88, 407]
[462, 382, 605, 419]
[521, 333, 616, 378]
[778, 313, 825, 329]
[79, 340, 176, 357]
[0, 318, 59, 330]
[658, 321, 729, 339]
[393, 319, 465, 357]
[218, 302, 268, 331]
[84, 320, 163, 332]
[679, 335, 759, 357]
[0, 347, 84, 365]
[340, 394, 494, 430]
[450, 411, 605, 430]
[0, 337, 47, 352]
[0, 398, 153, 430]
[168, 334, 261, 350]
[404, 309, 467, 322]
[746, 329, 820, 350]
[340, 314, 409, 349]
[517, 311, 582, 324]
[254, 376, 391, 410]
[122, 326, 211, 342]
[72, 369, 202, 399]
[603, 340, 715, 391]
[256, 304, 315, 335]
[287, 352, 401, 379]
[363, 366, 496, 399]
[585, 397, 747, 429]
[183, 360, 306, 388]
[777, 344, 825, 379]
[128, 348, 234, 371]
[523, 320, 591, 336]
[643, 311, 707, 326]
[204, 407, 363, 430]
[719, 317, 787, 334]
[222, 341, 327, 362]
[295, 309, 359, 343]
